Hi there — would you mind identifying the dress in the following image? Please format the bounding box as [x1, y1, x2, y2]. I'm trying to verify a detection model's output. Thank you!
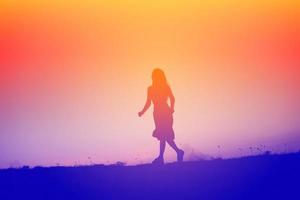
[149, 86, 175, 141]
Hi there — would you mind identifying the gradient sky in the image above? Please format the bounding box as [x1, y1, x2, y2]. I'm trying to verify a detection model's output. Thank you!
[1, 0, 300, 168]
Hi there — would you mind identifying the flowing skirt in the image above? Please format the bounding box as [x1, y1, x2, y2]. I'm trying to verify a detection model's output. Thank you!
[152, 106, 175, 141]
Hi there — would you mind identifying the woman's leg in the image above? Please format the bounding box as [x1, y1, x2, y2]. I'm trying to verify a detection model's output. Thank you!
[152, 140, 165, 164]
[166, 139, 180, 153]
[167, 139, 184, 162]
[159, 140, 166, 158]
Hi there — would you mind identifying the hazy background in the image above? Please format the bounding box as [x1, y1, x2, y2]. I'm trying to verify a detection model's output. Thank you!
[1, 0, 300, 168]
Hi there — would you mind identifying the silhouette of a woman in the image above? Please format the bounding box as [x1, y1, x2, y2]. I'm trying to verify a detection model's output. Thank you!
[138, 68, 184, 164]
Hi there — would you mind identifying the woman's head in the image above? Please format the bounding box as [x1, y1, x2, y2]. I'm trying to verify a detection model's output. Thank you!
[152, 68, 168, 88]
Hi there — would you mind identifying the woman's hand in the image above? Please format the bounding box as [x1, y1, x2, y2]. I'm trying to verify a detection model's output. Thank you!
[138, 111, 144, 117]
[170, 108, 175, 114]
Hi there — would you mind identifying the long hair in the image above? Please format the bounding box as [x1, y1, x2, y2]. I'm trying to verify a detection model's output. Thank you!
[151, 68, 169, 90]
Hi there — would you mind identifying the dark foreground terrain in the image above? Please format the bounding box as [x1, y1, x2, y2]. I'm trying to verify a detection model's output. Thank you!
[1, 153, 299, 200]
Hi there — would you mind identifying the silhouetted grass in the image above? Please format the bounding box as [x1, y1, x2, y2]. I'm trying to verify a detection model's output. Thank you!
[0, 152, 299, 200]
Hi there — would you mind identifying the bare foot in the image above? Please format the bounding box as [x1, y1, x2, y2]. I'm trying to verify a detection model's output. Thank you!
[152, 157, 164, 165]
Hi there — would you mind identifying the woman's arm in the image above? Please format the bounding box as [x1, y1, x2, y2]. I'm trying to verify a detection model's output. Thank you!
[138, 87, 152, 117]
[169, 86, 175, 113]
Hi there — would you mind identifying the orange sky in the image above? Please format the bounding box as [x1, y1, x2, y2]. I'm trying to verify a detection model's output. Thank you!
[1, 0, 300, 168]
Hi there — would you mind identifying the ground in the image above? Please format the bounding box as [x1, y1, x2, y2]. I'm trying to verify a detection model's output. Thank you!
[1, 152, 299, 200]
